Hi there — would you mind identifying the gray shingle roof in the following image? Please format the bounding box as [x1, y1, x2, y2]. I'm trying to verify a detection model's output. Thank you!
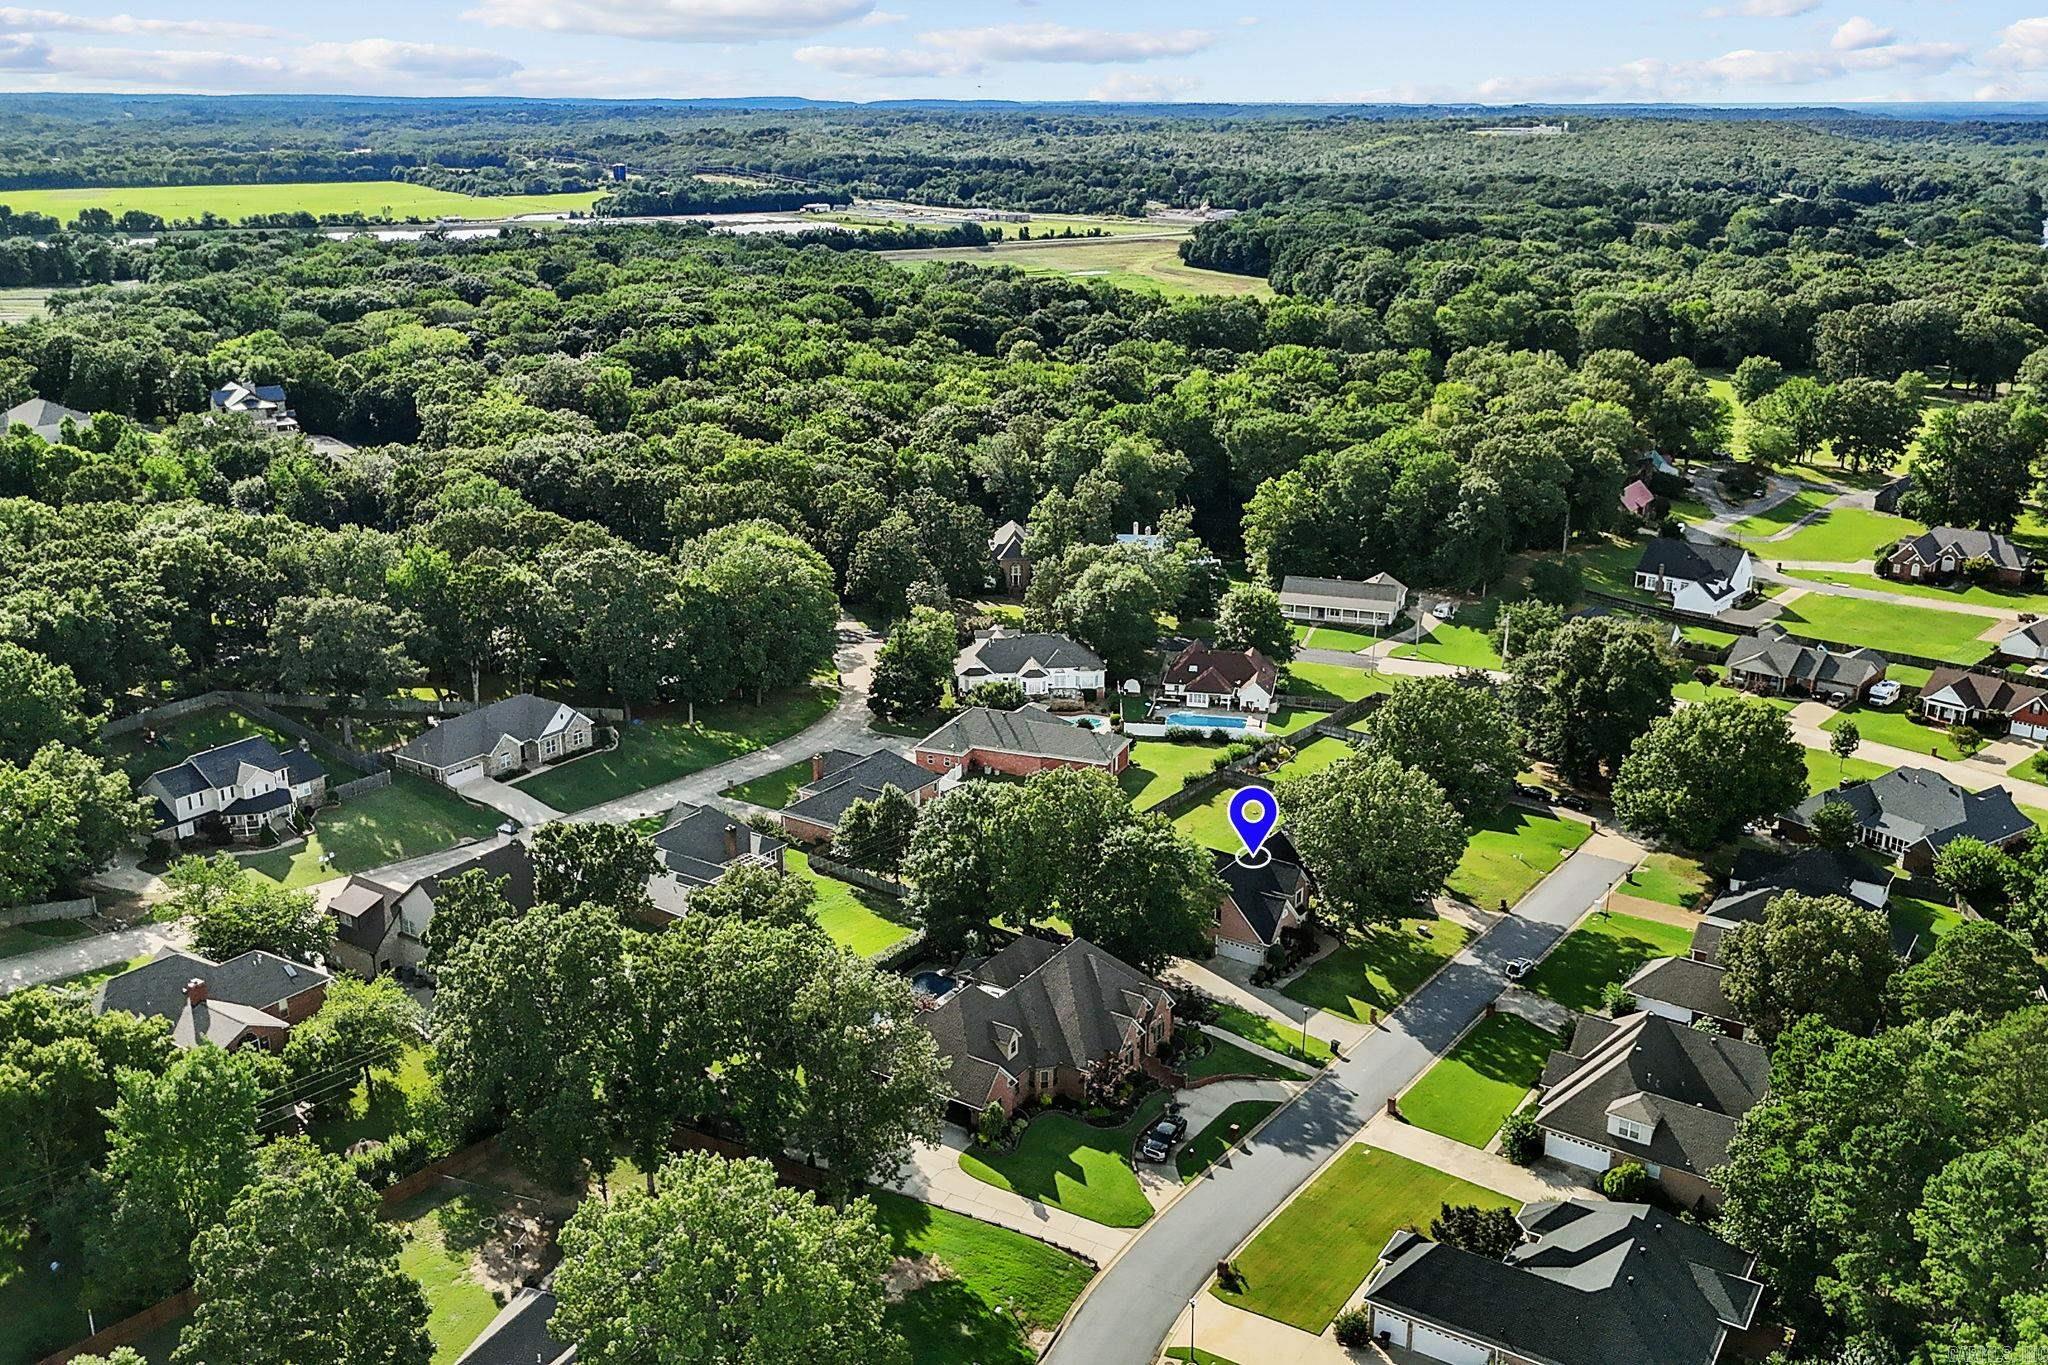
[783, 749, 934, 832]
[653, 803, 786, 887]
[916, 706, 1130, 767]
[1726, 625, 1884, 692]
[919, 937, 1172, 1108]
[96, 949, 329, 1047]
[414, 840, 537, 912]
[394, 694, 591, 771]
[1536, 1013, 1768, 1182]
[1636, 536, 1750, 588]
[3, 397, 92, 442]
[1789, 766, 2033, 854]
[1625, 956, 1736, 1022]
[1897, 527, 2032, 572]
[1366, 1201, 1760, 1365]
[1920, 666, 2047, 716]
[957, 631, 1104, 678]
[1209, 848, 1304, 947]
[1278, 573, 1408, 608]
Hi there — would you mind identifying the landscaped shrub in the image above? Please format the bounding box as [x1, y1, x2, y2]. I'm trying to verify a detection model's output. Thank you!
[1498, 1109, 1541, 1166]
[975, 1101, 1009, 1148]
[1599, 981, 1637, 1017]
[1948, 725, 1989, 758]
[1602, 1161, 1652, 1201]
[1333, 1307, 1374, 1348]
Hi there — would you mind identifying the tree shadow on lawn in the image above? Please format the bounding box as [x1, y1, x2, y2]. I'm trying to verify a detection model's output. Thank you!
[1523, 915, 1678, 1013]
[1283, 918, 1464, 1022]
[1444, 1015, 1557, 1085]
[887, 1277, 1036, 1365]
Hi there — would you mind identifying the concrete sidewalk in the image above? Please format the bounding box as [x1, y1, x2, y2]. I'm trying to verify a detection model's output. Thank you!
[884, 1130, 1135, 1266]
[1358, 1114, 1601, 1206]
[1167, 957, 1373, 1051]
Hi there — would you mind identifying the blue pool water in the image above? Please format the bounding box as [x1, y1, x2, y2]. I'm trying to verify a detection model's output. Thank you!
[912, 971, 960, 1000]
[1164, 713, 1248, 730]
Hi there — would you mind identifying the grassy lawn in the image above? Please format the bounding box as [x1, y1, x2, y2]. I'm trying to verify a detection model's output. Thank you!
[1672, 668, 1794, 711]
[1282, 917, 1470, 1024]
[1120, 740, 1225, 810]
[1824, 705, 1970, 762]
[1279, 662, 1398, 703]
[1398, 1014, 1559, 1148]
[1184, 1034, 1307, 1083]
[1176, 1100, 1282, 1182]
[720, 757, 813, 809]
[0, 181, 601, 224]
[307, 1046, 436, 1154]
[102, 704, 313, 781]
[391, 1189, 519, 1365]
[957, 1093, 1168, 1228]
[1753, 507, 1922, 562]
[787, 851, 915, 958]
[1210, 1002, 1332, 1066]
[1803, 746, 1893, 795]
[869, 1191, 1093, 1365]
[240, 773, 500, 889]
[1726, 487, 1831, 541]
[894, 234, 1270, 299]
[1392, 621, 1502, 671]
[1785, 568, 2048, 615]
[515, 688, 834, 812]
[1166, 1351, 1245, 1365]
[1265, 707, 1324, 737]
[1172, 790, 1242, 852]
[0, 918, 94, 960]
[1616, 852, 1710, 909]
[1270, 735, 1355, 782]
[1891, 894, 1964, 959]
[1447, 808, 1592, 910]
[1570, 536, 1656, 602]
[1290, 623, 1387, 652]
[1773, 595, 1995, 665]
[1214, 1144, 1515, 1333]
[2012, 750, 2048, 783]
[1521, 910, 1694, 1014]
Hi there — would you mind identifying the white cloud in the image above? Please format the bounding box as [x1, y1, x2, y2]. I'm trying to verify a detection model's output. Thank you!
[1702, 0, 1820, 17]
[854, 8, 905, 25]
[463, 0, 876, 42]
[1987, 16, 2048, 71]
[299, 39, 523, 81]
[793, 43, 964, 77]
[1475, 36, 1964, 102]
[1832, 17, 1895, 51]
[1089, 71, 1199, 101]
[0, 35, 528, 92]
[0, 7, 277, 38]
[919, 23, 1214, 65]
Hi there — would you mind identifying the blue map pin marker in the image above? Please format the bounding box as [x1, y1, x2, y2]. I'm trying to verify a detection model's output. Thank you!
[1229, 784, 1280, 867]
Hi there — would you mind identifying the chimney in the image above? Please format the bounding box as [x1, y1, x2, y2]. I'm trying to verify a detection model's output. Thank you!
[724, 823, 740, 860]
[810, 753, 825, 783]
[185, 978, 208, 1005]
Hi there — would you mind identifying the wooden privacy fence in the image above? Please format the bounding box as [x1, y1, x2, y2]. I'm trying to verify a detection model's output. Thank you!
[0, 896, 95, 929]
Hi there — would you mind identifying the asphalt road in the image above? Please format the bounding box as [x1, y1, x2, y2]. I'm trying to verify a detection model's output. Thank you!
[1043, 849, 1632, 1365]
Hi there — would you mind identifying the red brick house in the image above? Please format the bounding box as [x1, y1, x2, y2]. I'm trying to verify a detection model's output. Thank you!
[1885, 527, 2034, 587]
[1209, 843, 1310, 964]
[914, 705, 1131, 779]
[778, 748, 942, 845]
[94, 949, 331, 1052]
[918, 937, 1174, 1125]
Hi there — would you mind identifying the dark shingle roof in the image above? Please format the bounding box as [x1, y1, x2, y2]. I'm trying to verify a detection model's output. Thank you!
[916, 706, 1130, 767]
[957, 632, 1104, 678]
[1790, 766, 2033, 854]
[1536, 1013, 1768, 1181]
[1366, 1201, 1760, 1365]
[221, 787, 292, 818]
[456, 1289, 574, 1365]
[146, 735, 296, 798]
[414, 841, 537, 912]
[653, 803, 786, 887]
[1726, 625, 1884, 691]
[394, 695, 591, 771]
[919, 938, 1172, 1108]
[1626, 956, 1735, 1022]
[1209, 848, 1303, 946]
[1920, 667, 2047, 716]
[1636, 537, 1750, 587]
[783, 749, 934, 832]
[96, 949, 329, 1047]
[1898, 527, 2032, 572]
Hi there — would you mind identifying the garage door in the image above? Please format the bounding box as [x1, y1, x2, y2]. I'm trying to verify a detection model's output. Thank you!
[443, 760, 486, 786]
[1211, 937, 1265, 966]
[1412, 1323, 1491, 1365]
[1544, 1131, 1612, 1172]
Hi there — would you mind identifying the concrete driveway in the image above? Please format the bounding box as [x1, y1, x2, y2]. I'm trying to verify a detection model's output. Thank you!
[455, 774, 563, 829]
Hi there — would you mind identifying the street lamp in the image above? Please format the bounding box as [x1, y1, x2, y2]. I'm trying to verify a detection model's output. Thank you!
[1187, 1293, 1198, 1362]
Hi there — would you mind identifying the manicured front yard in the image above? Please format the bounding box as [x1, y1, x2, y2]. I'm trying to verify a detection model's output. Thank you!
[1615, 852, 1709, 910]
[957, 1093, 1168, 1228]
[1743, 505, 1919, 561]
[0, 918, 94, 960]
[1209, 1002, 1333, 1066]
[1392, 621, 1502, 671]
[1120, 740, 1225, 810]
[1824, 705, 1971, 762]
[1282, 917, 1470, 1024]
[515, 687, 835, 811]
[1803, 746, 1892, 795]
[1278, 662, 1398, 703]
[1290, 622, 1387, 652]
[1521, 910, 1693, 1013]
[870, 1190, 1093, 1365]
[788, 851, 915, 958]
[1447, 808, 1592, 910]
[1398, 1014, 1559, 1148]
[720, 757, 814, 809]
[1786, 568, 2048, 615]
[1184, 1034, 1306, 1083]
[1176, 1100, 1281, 1182]
[1774, 595, 1995, 665]
[1213, 1144, 1515, 1333]
[241, 774, 501, 889]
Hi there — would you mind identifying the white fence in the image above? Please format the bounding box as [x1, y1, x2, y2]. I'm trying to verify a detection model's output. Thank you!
[0, 896, 96, 928]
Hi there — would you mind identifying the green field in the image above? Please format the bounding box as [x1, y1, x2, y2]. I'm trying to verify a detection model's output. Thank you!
[1773, 594, 1996, 665]
[1214, 1144, 1515, 1333]
[1177, 1100, 1282, 1182]
[241, 773, 500, 889]
[1803, 746, 1893, 795]
[103, 704, 323, 781]
[1615, 852, 1710, 909]
[1891, 894, 1965, 959]
[390, 1188, 528, 1365]
[0, 181, 602, 226]
[515, 688, 834, 811]
[1784, 568, 2048, 614]
[1120, 740, 1226, 810]
[1393, 621, 1503, 671]
[1399, 1014, 1560, 1148]
[1746, 507, 1921, 562]
[1521, 910, 1693, 1013]
[1185, 1034, 1307, 1083]
[1726, 487, 1831, 541]
[891, 235, 1272, 299]
[1282, 916, 1470, 1024]
[787, 851, 915, 958]
[1279, 661, 1398, 703]
[1210, 1001, 1332, 1066]
[1291, 622, 1387, 652]
[871, 1191, 1094, 1365]
[1448, 808, 1592, 910]
[957, 1094, 1167, 1228]
[721, 757, 813, 809]
[1824, 705, 1970, 762]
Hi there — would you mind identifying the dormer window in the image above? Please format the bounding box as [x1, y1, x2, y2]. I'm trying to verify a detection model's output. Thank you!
[1610, 1116, 1650, 1144]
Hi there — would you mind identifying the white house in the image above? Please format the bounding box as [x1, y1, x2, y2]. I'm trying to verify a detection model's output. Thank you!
[1633, 538, 1755, 617]
[1278, 573, 1409, 630]
[141, 735, 327, 843]
[392, 694, 596, 786]
[209, 381, 299, 434]
[953, 630, 1108, 701]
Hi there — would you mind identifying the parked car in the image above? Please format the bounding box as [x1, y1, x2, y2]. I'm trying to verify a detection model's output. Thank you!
[1513, 781, 1547, 800]
[1867, 680, 1903, 707]
[1555, 791, 1591, 812]
[496, 819, 521, 837]
[1504, 958, 1535, 980]
[1137, 1112, 1190, 1163]
[1431, 601, 1458, 620]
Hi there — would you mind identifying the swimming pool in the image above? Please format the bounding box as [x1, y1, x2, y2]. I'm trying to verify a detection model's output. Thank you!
[1164, 713, 1249, 730]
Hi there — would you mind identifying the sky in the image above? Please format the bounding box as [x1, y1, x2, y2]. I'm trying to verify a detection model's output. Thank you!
[5, 1, 2048, 105]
